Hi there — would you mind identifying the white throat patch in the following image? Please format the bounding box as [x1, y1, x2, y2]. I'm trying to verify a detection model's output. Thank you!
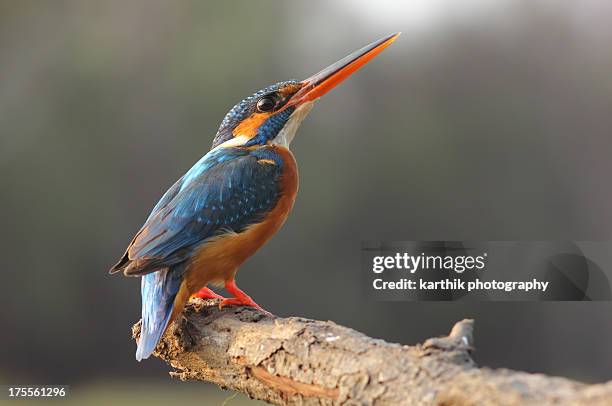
[272, 101, 315, 148]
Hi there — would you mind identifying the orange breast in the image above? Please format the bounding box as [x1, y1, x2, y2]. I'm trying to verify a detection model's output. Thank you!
[183, 145, 299, 293]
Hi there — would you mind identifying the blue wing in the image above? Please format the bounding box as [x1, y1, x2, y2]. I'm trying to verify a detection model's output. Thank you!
[111, 146, 285, 276]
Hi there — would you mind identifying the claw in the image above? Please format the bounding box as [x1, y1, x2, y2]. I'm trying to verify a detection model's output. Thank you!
[218, 279, 273, 317]
[192, 286, 226, 300]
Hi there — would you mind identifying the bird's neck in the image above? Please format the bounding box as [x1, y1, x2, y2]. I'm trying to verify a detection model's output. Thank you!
[270, 101, 315, 148]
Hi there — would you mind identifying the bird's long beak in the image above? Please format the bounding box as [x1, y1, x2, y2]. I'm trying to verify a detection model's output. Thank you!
[287, 32, 400, 107]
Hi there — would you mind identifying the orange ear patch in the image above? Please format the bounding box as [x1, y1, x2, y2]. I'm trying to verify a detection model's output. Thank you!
[232, 112, 271, 138]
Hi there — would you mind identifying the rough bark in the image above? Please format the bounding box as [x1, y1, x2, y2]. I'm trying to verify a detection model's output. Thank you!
[132, 299, 612, 405]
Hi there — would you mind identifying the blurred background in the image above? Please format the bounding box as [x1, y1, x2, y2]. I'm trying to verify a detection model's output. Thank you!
[1, 0, 611, 404]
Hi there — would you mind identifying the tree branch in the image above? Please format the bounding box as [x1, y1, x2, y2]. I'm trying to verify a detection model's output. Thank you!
[132, 299, 612, 405]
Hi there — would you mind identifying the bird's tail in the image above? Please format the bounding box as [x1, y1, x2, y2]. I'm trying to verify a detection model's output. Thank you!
[136, 265, 186, 361]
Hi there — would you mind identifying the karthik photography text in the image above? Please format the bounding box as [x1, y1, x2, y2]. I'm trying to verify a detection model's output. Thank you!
[373, 278, 549, 293]
[371, 252, 550, 294]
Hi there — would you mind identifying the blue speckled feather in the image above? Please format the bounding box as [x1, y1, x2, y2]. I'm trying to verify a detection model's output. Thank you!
[125, 146, 285, 276]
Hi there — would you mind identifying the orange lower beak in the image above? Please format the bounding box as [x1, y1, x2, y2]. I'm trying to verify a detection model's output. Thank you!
[288, 32, 400, 107]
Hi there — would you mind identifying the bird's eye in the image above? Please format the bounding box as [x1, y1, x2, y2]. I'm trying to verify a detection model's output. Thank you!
[256, 97, 275, 112]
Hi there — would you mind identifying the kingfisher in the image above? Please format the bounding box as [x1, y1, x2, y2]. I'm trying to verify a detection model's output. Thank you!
[110, 33, 400, 361]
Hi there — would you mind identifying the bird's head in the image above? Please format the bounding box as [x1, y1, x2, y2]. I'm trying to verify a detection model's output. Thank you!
[211, 33, 400, 150]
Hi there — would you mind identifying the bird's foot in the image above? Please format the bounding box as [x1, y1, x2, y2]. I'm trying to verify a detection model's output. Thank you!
[219, 279, 273, 317]
[219, 297, 273, 317]
[192, 287, 226, 300]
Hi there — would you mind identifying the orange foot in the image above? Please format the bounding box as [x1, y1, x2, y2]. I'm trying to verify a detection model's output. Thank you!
[219, 279, 273, 317]
[193, 286, 226, 300]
